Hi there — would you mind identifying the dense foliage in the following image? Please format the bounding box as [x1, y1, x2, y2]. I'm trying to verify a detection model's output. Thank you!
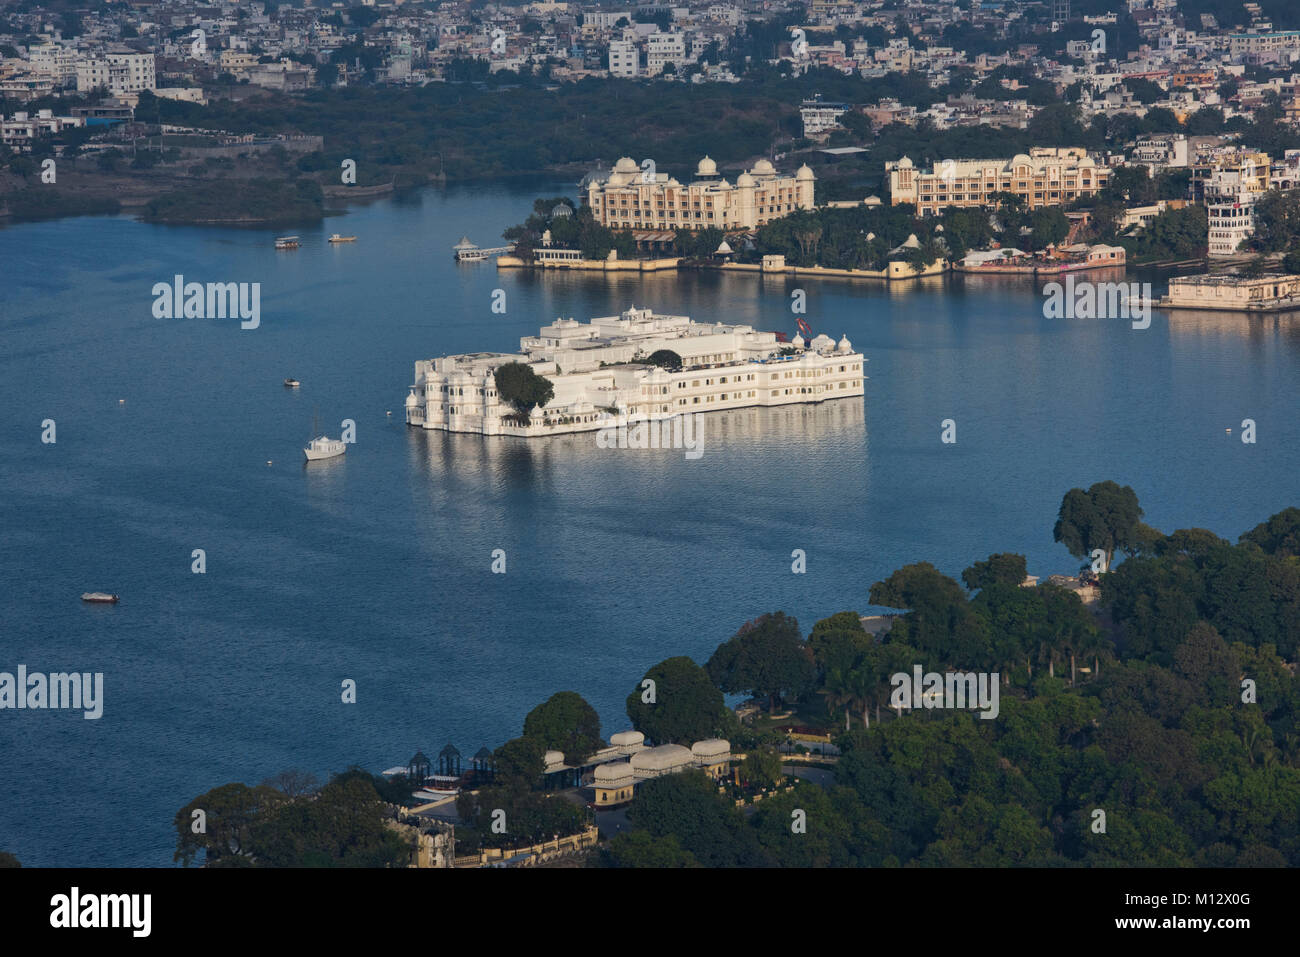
[143, 177, 324, 224]
[523, 691, 605, 766]
[601, 492, 1300, 867]
[172, 769, 412, 867]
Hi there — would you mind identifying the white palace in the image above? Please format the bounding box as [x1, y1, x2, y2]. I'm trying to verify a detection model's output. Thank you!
[405, 306, 865, 437]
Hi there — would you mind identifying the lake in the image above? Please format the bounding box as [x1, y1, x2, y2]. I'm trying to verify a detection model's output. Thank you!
[1, 181, 1297, 866]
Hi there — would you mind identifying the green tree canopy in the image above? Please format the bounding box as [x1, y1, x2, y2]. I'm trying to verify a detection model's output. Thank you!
[493, 361, 554, 424]
[1053, 480, 1145, 570]
[493, 736, 546, 791]
[522, 691, 604, 766]
[626, 656, 729, 744]
[1241, 506, 1300, 558]
[706, 611, 816, 711]
[962, 553, 1028, 591]
[599, 830, 699, 867]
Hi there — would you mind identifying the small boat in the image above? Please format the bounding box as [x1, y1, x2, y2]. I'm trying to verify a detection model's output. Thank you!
[327, 234, 357, 243]
[275, 236, 300, 250]
[81, 592, 119, 604]
[284, 378, 300, 388]
[303, 409, 346, 461]
[304, 435, 346, 461]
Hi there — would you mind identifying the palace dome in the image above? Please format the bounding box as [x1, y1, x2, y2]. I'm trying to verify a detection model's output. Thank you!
[838, 335, 852, 353]
[692, 739, 730, 758]
[610, 730, 645, 751]
[696, 156, 718, 177]
[631, 744, 692, 773]
[796, 163, 815, 181]
[792, 333, 805, 348]
[595, 761, 633, 784]
[736, 171, 756, 187]
[751, 158, 775, 176]
[614, 156, 639, 173]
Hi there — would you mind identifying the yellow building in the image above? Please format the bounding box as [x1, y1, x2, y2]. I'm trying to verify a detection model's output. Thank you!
[585, 156, 815, 233]
[1162, 273, 1300, 312]
[593, 761, 636, 807]
[592, 735, 733, 807]
[886, 148, 1111, 215]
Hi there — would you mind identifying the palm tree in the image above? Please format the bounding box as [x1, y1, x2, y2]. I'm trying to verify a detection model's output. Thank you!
[848, 666, 874, 730]
[819, 667, 854, 732]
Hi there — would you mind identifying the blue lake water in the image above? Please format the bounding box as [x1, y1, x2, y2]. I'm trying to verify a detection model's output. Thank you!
[1, 182, 1298, 866]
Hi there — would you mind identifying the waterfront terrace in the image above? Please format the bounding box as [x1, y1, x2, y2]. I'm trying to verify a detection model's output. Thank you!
[405, 306, 865, 436]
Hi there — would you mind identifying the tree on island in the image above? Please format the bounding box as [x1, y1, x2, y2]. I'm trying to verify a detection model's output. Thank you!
[627, 770, 768, 866]
[457, 785, 590, 849]
[868, 562, 988, 664]
[706, 611, 816, 713]
[1053, 480, 1146, 572]
[961, 553, 1028, 591]
[626, 656, 729, 744]
[1241, 506, 1300, 558]
[522, 691, 605, 766]
[172, 771, 410, 868]
[492, 736, 546, 791]
[599, 830, 700, 867]
[259, 768, 320, 799]
[646, 349, 683, 372]
[738, 747, 783, 788]
[173, 782, 287, 866]
[493, 361, 554, 425]
[806, 610, 871, 678]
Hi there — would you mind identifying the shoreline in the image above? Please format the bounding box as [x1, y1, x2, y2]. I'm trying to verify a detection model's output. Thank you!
[498, 255, 952, 281]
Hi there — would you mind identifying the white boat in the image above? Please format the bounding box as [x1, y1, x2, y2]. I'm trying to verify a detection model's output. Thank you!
[284, 377, 300, 388]
[81, 592, 119, 604]
[304, 435, 345, 461]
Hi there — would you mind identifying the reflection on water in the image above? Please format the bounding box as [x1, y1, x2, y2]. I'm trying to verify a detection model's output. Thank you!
[407, 397, 867, 484]
[1163, 308, 1300, 347]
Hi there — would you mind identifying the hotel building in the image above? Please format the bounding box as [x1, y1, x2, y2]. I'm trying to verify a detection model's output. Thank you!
[886, 148, 1111, 215]
[1199, 157, 1269, 258]
[405, 306, 864, 436]
[584, 156, 815, 232]
[75, 52, 156, 95]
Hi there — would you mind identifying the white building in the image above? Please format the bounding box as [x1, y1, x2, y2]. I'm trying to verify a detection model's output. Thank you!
[1129, 133, 1189, 171]
[76, 53, 156, 95]
[1, 109, 84, 151]
[646, 31, 687, 74]
[1205, 174, 1259, 257]
[28, 45, 79, 87]
[608, 39, 638, 77]
[801, 94, 850, 138]
[406, 306, 865, 436]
